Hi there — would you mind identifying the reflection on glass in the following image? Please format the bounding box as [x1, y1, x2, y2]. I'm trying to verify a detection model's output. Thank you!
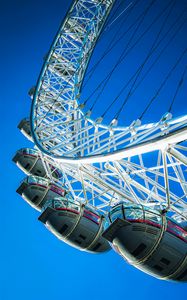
[26, 176, 48, 185]
[110, 205, 123, 222]
[83, 206, 100, 224]
[167, 220, 187, 241]
[20, 148, 37, 155]
[145, 211, 162, 225]
[24, 176, 64, 191]
[109, 204, 163, 225]
[42, 197, 80, 213]
[125, 208, 143, 221]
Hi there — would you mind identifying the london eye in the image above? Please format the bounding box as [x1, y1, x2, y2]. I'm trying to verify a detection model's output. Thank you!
[13, 0, 187, 282]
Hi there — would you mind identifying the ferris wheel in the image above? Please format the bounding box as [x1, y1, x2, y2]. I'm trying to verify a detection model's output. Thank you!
[14, 0, 187, 282]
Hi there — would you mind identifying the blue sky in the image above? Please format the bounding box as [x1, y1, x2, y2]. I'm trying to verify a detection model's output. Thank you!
[1, 1, 187, 299]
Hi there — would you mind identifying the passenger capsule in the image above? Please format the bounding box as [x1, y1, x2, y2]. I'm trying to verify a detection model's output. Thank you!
[103, 204, 187, 282]
[13, 148, 62, 179]
[18, 118, 32, 141]
[28, 86, 36, 99]
[38, 197, 111, 253]
[16, 176, 66, 211]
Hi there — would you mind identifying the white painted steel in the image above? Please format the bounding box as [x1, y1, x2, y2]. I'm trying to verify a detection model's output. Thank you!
[25, 0, 187, 222]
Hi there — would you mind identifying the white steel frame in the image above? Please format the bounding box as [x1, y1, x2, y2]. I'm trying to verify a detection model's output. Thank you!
[26, 0, 187, 221]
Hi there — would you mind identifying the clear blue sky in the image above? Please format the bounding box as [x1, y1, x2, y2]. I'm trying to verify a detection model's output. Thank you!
[1, 1, 187, 300]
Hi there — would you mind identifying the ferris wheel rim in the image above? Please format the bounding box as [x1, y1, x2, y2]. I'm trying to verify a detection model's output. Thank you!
[30, 0, 117, 158]
[29, 0, 187, 165]
[32, 122, 187, 164]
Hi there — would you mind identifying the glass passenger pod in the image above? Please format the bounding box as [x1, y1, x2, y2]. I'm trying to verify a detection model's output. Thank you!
[167, 219, 187, 243]
[17, 118, 33, 142]
[108, 203, 187, 242]
[13, 148, 62, 179]
[39, 197, 111, 253]
[28, 86, 36, 99]
[105, 203, 187, 282]
[16, 175, 66, 211]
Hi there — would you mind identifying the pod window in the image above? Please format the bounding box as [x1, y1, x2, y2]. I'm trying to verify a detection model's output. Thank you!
[32, 195, 39, 203]
[25, 163, 30, 170]
[132, 243, 147, 257]
[74, 240, 82, 245]
[176, 269, 187, 281]
[59, 224, 68, 234]
[160, 258, 170, 265]
[92, 242, 101, 251]
[153, 265, 163, 272]
[79, 234, 86, 240]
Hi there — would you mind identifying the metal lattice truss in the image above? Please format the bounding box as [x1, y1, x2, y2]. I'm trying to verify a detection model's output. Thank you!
[31, 0, 116, 158]
[37, 142, 187, 221]
[28, 0, 187, 221]
[30, 0, 187, 162]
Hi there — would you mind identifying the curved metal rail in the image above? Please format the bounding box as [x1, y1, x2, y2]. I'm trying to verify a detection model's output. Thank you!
[31, 0, 116, 159]
[30, 0, 187, 163]
[27, 0, 187, 221]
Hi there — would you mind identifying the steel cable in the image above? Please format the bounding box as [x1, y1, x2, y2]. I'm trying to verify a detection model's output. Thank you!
[102, 7, 187, 120]
[139, 47, 187, 120]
